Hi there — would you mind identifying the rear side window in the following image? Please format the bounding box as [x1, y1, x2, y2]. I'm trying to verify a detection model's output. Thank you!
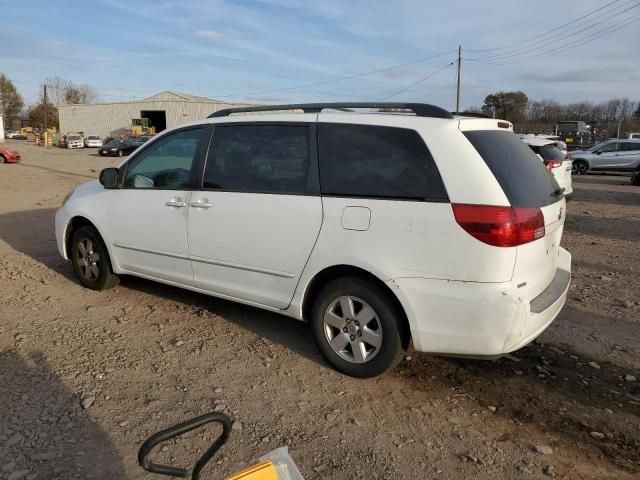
[464, 131, 562, 207]
[623, 142, 640, 152]
[318, 123, 448, 201]
[203, 125, 310, 194]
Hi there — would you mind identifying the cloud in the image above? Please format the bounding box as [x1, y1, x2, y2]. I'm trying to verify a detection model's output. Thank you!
[194, 30, 224, 42]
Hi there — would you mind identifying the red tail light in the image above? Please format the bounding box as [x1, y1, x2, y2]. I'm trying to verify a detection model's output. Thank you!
[452, 204, 545, 247]
[544, 159, 563, 170]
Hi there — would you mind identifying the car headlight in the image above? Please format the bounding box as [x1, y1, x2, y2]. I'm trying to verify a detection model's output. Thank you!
[61, 189, 75, 207]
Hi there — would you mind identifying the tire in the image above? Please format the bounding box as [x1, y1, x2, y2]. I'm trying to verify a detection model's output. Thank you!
[0, 154, 5, 163]
[70, 226, 119, 290]
[117, 150, 123, 157]
[573, 160, 588, 175]
[311, 276, 407, 378]
[631, 170, 640, 186]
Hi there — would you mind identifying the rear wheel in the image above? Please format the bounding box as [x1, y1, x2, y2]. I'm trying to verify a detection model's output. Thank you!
[573, 160, 588, 175]
[311, 276, 407, 378]
[70, 226, 119, 290]
[0, 154, 5, 163]
[631, 170, 640, 186]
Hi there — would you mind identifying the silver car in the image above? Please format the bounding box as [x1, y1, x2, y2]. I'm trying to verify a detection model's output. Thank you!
[571, 139, 640, 174]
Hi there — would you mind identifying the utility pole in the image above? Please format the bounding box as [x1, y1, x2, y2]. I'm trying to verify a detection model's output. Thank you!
[43, 84, 48, 148]
[456, 44, 462, 112]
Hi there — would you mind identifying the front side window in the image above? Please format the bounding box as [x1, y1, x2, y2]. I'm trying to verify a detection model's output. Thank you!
[597, 143, 619, 153]
[203, 125, 310, 194]
[123, 127, 204, 189]
[318, 123, 448, 201]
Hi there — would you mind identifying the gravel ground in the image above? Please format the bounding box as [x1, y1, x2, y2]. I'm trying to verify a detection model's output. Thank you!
[0, 139, 638, 480]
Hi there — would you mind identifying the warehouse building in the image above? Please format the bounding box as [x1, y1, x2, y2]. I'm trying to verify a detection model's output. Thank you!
[58, 91, 250, 138]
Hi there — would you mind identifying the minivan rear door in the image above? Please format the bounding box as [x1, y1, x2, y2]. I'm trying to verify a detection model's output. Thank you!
[462, 130, 566, 300]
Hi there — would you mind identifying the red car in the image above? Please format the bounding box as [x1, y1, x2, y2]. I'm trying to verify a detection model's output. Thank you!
[0, 146, 20, 163]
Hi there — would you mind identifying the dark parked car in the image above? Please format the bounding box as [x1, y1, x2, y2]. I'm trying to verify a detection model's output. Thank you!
[98, 139, 139, 157]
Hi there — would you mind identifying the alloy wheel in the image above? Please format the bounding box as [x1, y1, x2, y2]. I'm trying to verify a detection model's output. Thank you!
[75, 238, 101, 281]
[323, 295, 383, 364]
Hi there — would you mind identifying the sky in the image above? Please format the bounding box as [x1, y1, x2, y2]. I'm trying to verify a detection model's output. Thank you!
[2, 0, 639, 110]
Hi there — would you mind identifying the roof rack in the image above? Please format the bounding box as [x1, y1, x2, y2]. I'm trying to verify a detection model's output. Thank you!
[208, 102, 453, 119]
[451, 112, 490, 118]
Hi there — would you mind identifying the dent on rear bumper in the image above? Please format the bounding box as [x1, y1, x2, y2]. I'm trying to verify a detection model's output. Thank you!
[387, 247, 571, 356]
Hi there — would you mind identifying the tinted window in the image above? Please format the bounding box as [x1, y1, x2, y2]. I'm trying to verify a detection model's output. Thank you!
[124, 127, 203, 189]
[598, 143, 619, 153]
[623, 142, 640, 152]
[464, 130, 562, 207]
[318, 124, 448, 201]
[203, 125, 310, 193]
[536, 145, 565, 161]
[557, 122, 577, 132]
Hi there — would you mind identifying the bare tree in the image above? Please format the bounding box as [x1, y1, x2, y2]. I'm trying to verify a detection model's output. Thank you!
[41, 77, 96, 105]
[63, 84, 96, 104]
[42, 76, 72, 106]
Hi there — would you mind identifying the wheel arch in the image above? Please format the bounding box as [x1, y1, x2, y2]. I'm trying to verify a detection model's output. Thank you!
[65, 216, 116, 271]
[301, 264, 411, 349]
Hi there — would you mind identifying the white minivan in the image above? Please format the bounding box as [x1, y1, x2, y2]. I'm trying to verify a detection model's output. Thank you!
[55, 103, 571, 377]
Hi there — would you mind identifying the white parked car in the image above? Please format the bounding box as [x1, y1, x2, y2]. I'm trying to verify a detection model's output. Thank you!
[521, 136, 573, 200]
[85, 135, 103, 147]
[55, 103, 571, 378]
[67, 135, 85, 149]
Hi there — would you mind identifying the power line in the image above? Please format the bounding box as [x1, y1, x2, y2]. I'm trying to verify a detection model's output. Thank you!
[466, 11, 640, 65]
[468, 0, 640, 62]
[377, 61, 456, 101]
[213, 49, 457, 99]
[465, 0, 625, 52]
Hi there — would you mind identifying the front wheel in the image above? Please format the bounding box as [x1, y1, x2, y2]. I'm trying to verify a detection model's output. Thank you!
[311, 277, 407, 378]
[631, 170, 640, 186]
[117, 150, 123, 157]
[573, 160, 588, 175]
[71, 226, 119, 290]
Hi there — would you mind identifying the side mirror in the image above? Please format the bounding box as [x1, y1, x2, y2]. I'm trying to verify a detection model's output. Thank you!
[99, 167, 119, 188]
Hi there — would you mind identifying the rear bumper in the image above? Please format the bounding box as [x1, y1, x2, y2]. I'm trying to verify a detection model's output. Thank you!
[387, 247, 571, 356]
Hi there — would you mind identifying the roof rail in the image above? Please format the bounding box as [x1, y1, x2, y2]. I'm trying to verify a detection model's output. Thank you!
[451, 111, 490, 118]
[208, 102, 453, 119]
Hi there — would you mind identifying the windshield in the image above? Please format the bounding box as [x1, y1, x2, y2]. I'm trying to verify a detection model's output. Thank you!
[68, 136, 80, 141]
[88, 136, 100, 140]
[557, 122, 577, 132]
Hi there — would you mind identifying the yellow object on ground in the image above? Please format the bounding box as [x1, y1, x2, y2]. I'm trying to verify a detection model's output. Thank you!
[226, 460, 278, 480]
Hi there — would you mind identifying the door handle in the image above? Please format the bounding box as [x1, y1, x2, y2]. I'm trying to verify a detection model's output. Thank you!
[166, 199, 186, 208]
[190, 200, 214, 209]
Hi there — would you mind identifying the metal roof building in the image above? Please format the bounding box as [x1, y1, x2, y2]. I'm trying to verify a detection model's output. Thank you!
[58, 91, 250, 138]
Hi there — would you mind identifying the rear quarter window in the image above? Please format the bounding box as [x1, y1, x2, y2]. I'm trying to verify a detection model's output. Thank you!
[536, 145, 565, 161]
[318, 123, 448, 201]
[464, 131, 563, 207]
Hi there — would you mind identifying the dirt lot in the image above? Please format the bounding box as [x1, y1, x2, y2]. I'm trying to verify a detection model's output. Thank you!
[0, 139, 638, 480]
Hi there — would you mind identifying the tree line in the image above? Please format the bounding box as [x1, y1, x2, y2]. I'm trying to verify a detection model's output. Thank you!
[469, 91, 640, 137]
[0, 74, 96, 130]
